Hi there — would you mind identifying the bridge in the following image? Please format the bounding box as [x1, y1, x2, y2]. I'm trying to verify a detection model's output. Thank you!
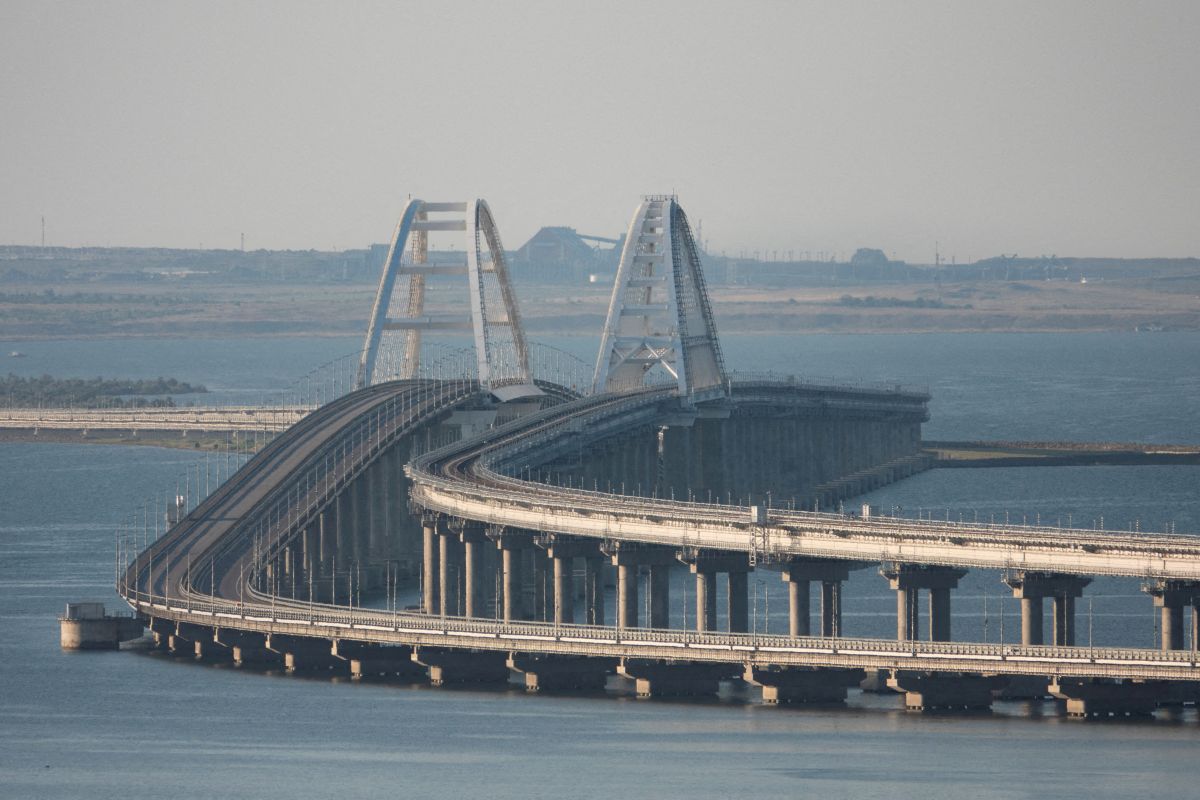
[112, 196, 1200, 719]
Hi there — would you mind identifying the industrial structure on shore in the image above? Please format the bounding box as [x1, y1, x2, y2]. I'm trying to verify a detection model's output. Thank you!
[84, 196, 1200, 720]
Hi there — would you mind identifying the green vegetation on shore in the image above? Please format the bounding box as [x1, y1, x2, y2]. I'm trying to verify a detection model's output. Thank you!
[1, 374, 208, 408]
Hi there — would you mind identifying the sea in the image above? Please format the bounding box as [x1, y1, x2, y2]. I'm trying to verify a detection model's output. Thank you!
[2, 331, 1199, 799]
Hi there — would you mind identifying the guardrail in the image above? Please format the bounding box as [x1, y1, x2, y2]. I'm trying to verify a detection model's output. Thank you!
[123, 585, 1200, 682]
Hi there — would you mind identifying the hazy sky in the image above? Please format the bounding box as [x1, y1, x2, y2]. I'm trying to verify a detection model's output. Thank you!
[2, 1, 1197, 261]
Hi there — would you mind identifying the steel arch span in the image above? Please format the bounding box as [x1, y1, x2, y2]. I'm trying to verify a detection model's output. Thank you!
[593, 195, 727, 403]
[357, 199, 536, 399]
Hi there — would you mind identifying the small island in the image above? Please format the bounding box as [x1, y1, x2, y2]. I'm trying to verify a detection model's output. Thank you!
[0, 374, 208, 408]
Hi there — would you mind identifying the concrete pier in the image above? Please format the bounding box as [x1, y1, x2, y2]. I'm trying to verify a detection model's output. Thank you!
[779, 560, 864, 638]
[1005, 572, 1093, 646]
[490, 528, 533, 622]
[683, 550, 751, 633]
[744, 666, 864, 705]
[583, 556, 605, 625]
[606, 544, 675, 630]
[888, 671, 1003, 712]
[507, 654, 613, 692]
[266, 634, 345, 674]
[438, 522, 462, 617]
[459, 522, 488, 618]
[59, 603, 144, 650]
[332, 641, 424, 681]
[618, 659, 737, 699]
[411, 647, 509, 686]
[542, 535, 594, 625]
[1142, 580, 1200, 650]
[695, 570, 717, 631]
[1049, 678, 1164, 718]
[421, 514, 439, 614]
[881, 564, 967, 641]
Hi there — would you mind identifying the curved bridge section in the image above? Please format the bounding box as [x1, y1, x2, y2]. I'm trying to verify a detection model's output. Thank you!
[119, 377, 1200, 717]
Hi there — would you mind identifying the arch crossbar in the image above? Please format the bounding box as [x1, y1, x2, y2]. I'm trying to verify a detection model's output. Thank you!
[592, 195, 727, 402]
[357, 199, 537, 398]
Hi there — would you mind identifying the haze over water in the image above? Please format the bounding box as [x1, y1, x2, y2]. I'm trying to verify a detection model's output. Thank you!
[2, 332, 1199, 798]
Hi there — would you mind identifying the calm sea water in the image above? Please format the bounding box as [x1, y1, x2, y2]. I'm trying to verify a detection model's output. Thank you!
[2, 332, 1199, 799]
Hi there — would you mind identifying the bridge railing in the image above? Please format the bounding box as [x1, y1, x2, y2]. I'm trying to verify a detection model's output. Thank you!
[123, 579, 1200, 679]
[400, 382, 1200, 574]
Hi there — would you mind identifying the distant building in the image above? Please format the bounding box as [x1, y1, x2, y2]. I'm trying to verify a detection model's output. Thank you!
[511, 227, 620, 283]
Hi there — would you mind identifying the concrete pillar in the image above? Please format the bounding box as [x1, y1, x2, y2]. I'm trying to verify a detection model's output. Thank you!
[884, 564, 966, 642]
[318, 509, 333, 572]
[421, 517, 438, 615]
[1020, 596, 1044, 645]
[695, 571, 717, 632]
[438, 528, 460, 617]
[786, 577, 810, 637]
[553, 554, 574, 625]
[584, 557, 605, 626]
[617, 564, 638, 630]
[532, 548, 550, 621]
[896, 586, 918, 641]
[1007, 572, 1091, 647]
[605, 544, 676, 630]
[353, 476, 370, 563]
[781, 559, 864, 639]
[930, 586, 952, 642]
[1142, 581, 1200, 652]
[649, 564, 670, 629]
[502, 548, 522, 622]
[728, 571, 748, 633]
[820, 580, 841, 637]
[1162, 604, 1185, 651]
[1052, 594, 1076, 646]
[460, 524, 486, 618]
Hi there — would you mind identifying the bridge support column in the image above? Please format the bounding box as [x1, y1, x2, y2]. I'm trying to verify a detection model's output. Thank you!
[649, 565, 670, 629]
[438, 522, 462, 617]
[728, 570, 749, 633]
[617, 564, 638, 630]
[781, 559, 865, 638]
[785, 576, 810, 637]
[1142, 580, 1200, 651]
[460, 522, 488, 618]
[1005, 572, 1092, 646]
[540, 533, 596, 625]
[532, 548, 552, 622]
[606, 543, 676, 631]
[353, 475, 371, 565]
[421, 515, 439, 615]
[896, 586, 919, 640]
[1020, 596, 1043, 646]
[682, 550, 751, 633]
[554, 555, 575, 625]
[820, 580, 841, 638]
[490, 528, 533, 622]
[882, 564, 966, 642]
[584, 556, 605, 626]
[694, 570, 717, 632]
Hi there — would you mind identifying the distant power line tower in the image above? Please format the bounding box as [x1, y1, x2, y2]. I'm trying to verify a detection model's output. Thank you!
[592, 195, 727, 403]
[357, 199, 536, 398]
